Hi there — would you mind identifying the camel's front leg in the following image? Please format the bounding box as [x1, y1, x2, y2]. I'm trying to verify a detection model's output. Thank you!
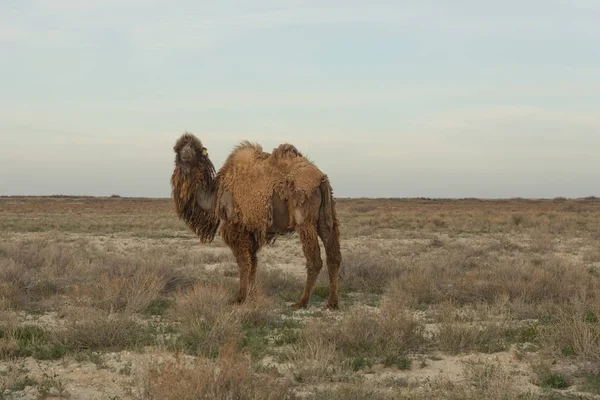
[248, 242, 260, 296]
[235, 252, 251, 303]
[222, 223, 253, 303]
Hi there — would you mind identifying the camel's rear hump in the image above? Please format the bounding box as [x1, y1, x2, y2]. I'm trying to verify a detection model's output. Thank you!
[272, 143, 302, 159]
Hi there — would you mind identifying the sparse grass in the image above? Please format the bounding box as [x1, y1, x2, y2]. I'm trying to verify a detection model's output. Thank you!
[314, 362, 537, 400]
[171, 282, 277, 357]
[286, 334, 341, 384]
[383, 250, 596, 309]
[37, 370, 68, 397]
[259, 268, 304, 302]
[0, 325, 66, 360]
[461, 362, 531, 399]
[312, 384, 397, 400]
[434, 302, 520, 354]
[580, 373, 600, 394]
[58, 309, 153, 351]
[143, 297, 172, 316]
[540, 373, 570, 389]
[529, 230, 555, 253]
[340, 249, 402, 293]
[397, 362, 539, 400]
[530, 360, 572, 391]
[383, 355, 412, 370]
[88, 265, 166, 313]
[0, 363, 38, 395]
[0, 239, 199, 311]
[512, 213, 526, 226]
[171, 282, 242, 357]
[2, 196, 600, 398]
[540, 301, 600, 363]
[352, 355, 370, 371]
[293, 301, 423, 375]
[136, 341, 295, 400]
[583, 249, 600, 263]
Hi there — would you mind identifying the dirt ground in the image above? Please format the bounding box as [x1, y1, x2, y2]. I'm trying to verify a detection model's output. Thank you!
[1, 196, 600, 399]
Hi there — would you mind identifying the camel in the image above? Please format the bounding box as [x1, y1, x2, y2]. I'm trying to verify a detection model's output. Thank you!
[170, 133, 342, 309]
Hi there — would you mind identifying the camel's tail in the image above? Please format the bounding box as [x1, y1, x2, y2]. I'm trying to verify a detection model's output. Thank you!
[318, 177, 342, 277]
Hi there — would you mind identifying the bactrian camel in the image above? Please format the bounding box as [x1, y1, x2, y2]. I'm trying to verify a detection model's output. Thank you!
[170, 133, 342, 309]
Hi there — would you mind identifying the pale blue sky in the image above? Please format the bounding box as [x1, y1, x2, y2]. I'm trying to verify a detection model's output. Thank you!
[1, 0, 599, 198]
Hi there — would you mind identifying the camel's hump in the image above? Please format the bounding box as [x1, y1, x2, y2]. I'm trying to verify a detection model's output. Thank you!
[272, 143, 302, 159]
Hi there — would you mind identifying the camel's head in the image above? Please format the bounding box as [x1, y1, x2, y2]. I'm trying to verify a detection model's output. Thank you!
[173, 132, 209, 172]
[171, 132, 219, 243]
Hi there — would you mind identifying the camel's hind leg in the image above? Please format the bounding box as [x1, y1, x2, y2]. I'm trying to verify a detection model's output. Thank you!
[293, 222, 323, 309]
[319, 225, 342, 310]
[318, 208, 342, 310]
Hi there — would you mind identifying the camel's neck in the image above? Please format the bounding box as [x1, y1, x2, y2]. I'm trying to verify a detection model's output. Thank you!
[195, 178, 218, 212]
[171, 165, 220, 243]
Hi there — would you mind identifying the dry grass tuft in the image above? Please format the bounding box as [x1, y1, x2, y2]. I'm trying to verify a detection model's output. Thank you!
[340, 249, 401, 292]
[0, 361, 38, 395]
[236, 289, 278, 326]
[0, 241, 80, 307]
[86, 265, 166, 313]
[511, 213, 526, 227]
[314, 362, 534, 400]
[385, 250, 597, 308]
[172, 282, 241, 357]
[0, 240, 199, 311]
[58, 309, 151, 351]
[0, 336, 20, 358]
[172, 282, 277, 357]
[540, 299, 600, 363]
[312, 384, 397, 399]
[286, 334, 342, 384]
[258, 268, 304, 302]
[459, 361, 529, 400]
[401, 362, 536, 400]
[0, 320, 66, 360]
[293, 302, 423, 376]
[137, 341, 295, 400]
[583, 249, 600, 263]
[434, 302, 518, 354]
[529, 230, 555, 253]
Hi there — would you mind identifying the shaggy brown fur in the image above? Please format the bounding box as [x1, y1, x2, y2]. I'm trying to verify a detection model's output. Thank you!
[170, 133, 220, 243]
[171, 133, 342, 309]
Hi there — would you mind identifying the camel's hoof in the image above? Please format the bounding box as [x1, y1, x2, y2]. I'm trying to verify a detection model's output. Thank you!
[326, 296, 339, 310]
[291, 302, 308, 310]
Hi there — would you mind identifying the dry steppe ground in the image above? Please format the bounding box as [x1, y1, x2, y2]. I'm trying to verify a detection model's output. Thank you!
[1, 196, 600, 399]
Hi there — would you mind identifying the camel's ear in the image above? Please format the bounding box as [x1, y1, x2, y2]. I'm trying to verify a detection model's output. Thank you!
[197, 147, 208, 159]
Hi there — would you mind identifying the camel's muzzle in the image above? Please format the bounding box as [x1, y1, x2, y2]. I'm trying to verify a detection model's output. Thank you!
[180, 146, 194, 162]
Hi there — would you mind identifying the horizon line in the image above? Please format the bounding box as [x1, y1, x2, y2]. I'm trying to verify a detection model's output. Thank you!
[1, 195, 598, 202]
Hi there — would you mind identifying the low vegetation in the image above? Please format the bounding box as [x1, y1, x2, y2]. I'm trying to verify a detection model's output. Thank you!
[0, 196, 599, 398]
